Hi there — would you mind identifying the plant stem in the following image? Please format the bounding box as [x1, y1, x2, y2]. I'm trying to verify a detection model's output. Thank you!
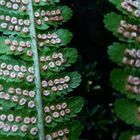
[28, 1, 45, 140]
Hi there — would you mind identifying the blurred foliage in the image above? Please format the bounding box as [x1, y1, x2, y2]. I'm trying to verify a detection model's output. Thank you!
[60, 0, 132, 140]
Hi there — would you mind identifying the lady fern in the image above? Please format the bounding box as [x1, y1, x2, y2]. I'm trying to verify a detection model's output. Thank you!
[104, 0, 140, 139]
[0, 0, 84, 140]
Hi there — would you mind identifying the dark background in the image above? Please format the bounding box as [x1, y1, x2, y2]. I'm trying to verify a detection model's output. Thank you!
[61, 0, 131, 140]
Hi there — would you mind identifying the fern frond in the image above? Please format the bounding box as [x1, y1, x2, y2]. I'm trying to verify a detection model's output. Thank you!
[105, 0, 140, 138]
[0, 0, 83, 139]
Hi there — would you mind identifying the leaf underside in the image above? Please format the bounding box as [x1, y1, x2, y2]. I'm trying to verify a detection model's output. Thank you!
[0, 0, 84, 139]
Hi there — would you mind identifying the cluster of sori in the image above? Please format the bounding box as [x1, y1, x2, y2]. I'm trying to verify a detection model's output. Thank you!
[0, 114, 37, 125]
[131, 135, 140, 140]
[0, 62, 34, 82]
[37, 32, 61, 47]
[42, 75, 70, 96]
[0, 0, 28, 12]
[0, 114, 38, 135]
[117, 20, 140, 42]
[44, 102, 70, 124]
[0, 87, 36, 108]
[5, 38, 33, 56]
[121, 0, 140, 17]
[122, 48, 140, 67]
[125, 75, 140, 94]
[46, 128, 69, 140]
[124, 48, 140, 58]
[0, 14, 30, 34]
[127, 75, 140, 85]
[0, 76, 35, 107]
[40, 52, 65, 70]
[35, 8, 63, 25]
[0, 122, 38, 135]
[1, 86, 35, 99]
[5, 86, 36, 98]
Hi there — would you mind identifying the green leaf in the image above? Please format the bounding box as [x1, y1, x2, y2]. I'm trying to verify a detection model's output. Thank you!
[108, 42, 140, 70]
[45, 121, 83, 140]
[41, 72, 81, 102]
[104, 12, 140, 44]
[115, 99, 140, 127]
[39, 48, 78, 75]
[37, 29, 73, 48]
[0, 0, 28, 15]
[109, 0, 140, 20]
[0, 36, 33, 61]
[111, 68, 140, 101]
[108, 42, 127, 65]
[0, 11, 30, 37]
[43, 97, 84, 127]
[35, 6, 73, 30]
[111, 68, 128, 94]
[104, 12, 121, 33]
